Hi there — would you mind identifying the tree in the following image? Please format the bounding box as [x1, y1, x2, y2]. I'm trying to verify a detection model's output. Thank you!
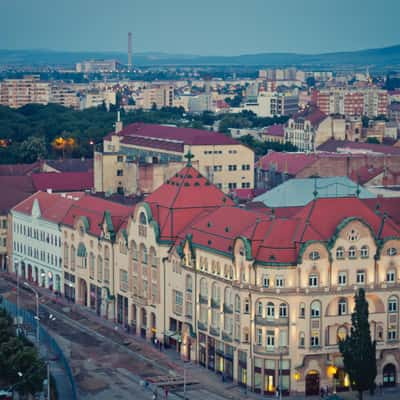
[339, 288, 377, 400]
[18, 136, 47, 163]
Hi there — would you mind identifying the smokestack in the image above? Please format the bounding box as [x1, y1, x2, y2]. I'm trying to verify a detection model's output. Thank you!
[128, 32, 132, 71]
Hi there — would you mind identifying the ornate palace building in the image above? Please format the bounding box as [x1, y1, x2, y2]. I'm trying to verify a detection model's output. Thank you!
[10, 160, 400, 396]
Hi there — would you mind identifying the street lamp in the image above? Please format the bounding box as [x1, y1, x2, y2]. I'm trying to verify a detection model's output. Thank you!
[23, 282, 40, 346]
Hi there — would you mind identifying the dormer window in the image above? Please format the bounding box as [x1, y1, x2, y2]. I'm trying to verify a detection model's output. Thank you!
[387, 247, 397, 256]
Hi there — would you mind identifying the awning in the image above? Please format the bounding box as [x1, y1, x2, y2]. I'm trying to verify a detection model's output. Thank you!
[164, 330, 175, 337]
[171, 333, 182, 342]
[77, 243, 87, 257]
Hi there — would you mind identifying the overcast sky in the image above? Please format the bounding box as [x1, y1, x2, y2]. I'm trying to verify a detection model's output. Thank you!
[0, 0, 399, 55]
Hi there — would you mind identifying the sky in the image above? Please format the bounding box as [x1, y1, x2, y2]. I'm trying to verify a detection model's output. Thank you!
[0, 0, 399, 56]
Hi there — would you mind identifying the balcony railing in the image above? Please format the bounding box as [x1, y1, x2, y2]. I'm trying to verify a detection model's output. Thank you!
[209, 326, 220, 337]
[199, 295, 208, 305]
[253, 345, 289, 356]
[223, 303, 233, 314]
[211, 298, 220, 309]
[255, 316, 289, 326]
[198, 321, 207, 331]
[222, 331, 233, 342]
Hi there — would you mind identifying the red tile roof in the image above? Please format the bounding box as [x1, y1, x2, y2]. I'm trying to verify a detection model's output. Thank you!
[0, 162, 41, 176]
[13, 191, 83, 223]
[264, 124, 285, 137]
[105, 123, 240, 148]
[362, 197, 400, 225]
[293, 107, 327, 126]
[145, 165, 235, 241]
[317, 139, 400, 155]
[0, 176, 35, 214]
[349, 166, 384, 184]
[32, 172, 94, 192]
[61, 195, 134, 237]
[257, 151, 317, 175]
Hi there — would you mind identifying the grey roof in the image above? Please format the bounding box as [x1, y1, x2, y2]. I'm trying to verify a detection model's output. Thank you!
[253, 176, 376, 207]
[45, 158, 93, 173]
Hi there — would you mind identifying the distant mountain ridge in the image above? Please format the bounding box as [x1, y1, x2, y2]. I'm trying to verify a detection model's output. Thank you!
[1, 45, 400, 68]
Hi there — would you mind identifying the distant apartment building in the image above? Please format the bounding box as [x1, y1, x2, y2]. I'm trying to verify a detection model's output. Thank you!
[236, 91, 298, 117]
[75, 59, 121, 73]
[80, 90, 116, 110]
[50, 84, 80, 109]
[138, 84, 175, 109]
[315, 88, 389, 117]
[0, 76, 50, 108]
[285, 107, 346, 151]
[96, 122, 254, 194]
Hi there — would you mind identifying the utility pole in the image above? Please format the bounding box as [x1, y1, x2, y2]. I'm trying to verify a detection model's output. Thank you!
[24, 282, 40, 346]
[183, 360, 186, 400]
[47, 362, 51, 399]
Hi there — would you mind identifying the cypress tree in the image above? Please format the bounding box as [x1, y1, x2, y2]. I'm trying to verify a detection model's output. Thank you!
[339, 288, 377, 400]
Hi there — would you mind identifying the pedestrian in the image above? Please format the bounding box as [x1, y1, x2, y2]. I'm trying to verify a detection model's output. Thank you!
[325, 384, 329, 395]
[164, 388, 168, 399]
[275, 387, 279, 398]
[159, 340, 162, 352]
[154, 337, 158, 346]
[320, 386, 325, 398]
[152, 392, 157, 400]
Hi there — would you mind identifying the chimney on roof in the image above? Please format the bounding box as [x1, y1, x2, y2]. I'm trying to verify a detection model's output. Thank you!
[115, 110, 123, 134]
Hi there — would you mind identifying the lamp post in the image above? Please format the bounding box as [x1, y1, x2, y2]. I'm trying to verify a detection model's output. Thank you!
[278, 347, 283, 400]
[23, 282, 39, 346]
[15, 260, 21, 334]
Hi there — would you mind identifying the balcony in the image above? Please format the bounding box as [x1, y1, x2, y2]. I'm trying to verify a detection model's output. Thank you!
[199, 295, 208, 305]
[198, 321, 207, 331]
[253, 345, 289, 356]
[209, 326, 220, 337]
[223, 303, 233, 314]
[222, 331, 233, 343]
[255, 316, 289, 326]
[211, 298, 220, 309]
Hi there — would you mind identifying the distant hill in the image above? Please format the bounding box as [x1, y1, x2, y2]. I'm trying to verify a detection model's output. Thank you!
[1, 45, 400, 68]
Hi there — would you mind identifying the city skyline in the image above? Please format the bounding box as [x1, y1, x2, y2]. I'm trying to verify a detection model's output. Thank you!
[0, 0, 399, 56]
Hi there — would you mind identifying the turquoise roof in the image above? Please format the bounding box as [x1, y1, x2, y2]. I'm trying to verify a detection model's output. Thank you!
[254, 176, 376, 207]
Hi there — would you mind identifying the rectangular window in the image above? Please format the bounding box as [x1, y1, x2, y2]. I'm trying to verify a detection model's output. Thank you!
[266, 331, 275, 349]
[257, 328, 262, 345]
[228, 165, 237, 171]
[241, 164, 250, 170]
[310, 334, 320, 347]
[356, 271, 365, 284]
[338, 272, 347, 286]
[228, 182, 237, 190]
[387, 271, 396, 282]
[241, 182, 250, 188]
[117, 169, 123, 176]
[275, 277, 284, 288]
[262, 275, 270, 288]
[174, 290, 183, 315]
[117, 155, 123, 162]
[309, 274, 318, 288]
[388, 330, 397, 341]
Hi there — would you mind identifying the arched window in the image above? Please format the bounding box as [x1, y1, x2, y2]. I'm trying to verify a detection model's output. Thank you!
[229, 266, 234, 280]
[360, 245, 369, 258]
[387, 269, 396, 283]
[211, 283, 220, 302]
[97, 255, 103, 281]
[336, 247, 345, 259]
[224, 287, 232, 307]
[309, 251, 320, 261]
[186, 275, 193, 292]
[139, 211, 147, 225]
[149, 247, 157, 267]
[70, 245, 76, 270]
[388, 296, 398, 313]
[131, 241, 138, 261]
[349, 246, 357, 259]
[387, 247, 397, 256]
[140, 244, 148, 264]
[338, 298, 347, 316]
[235, 295, 241, 313]
[200, 278, 208, 297]
[279, 303, 288, 318]
[337, 326, 347, 342]
[299, 302, 306, 318]
[244, 298, 250, 314]
[311, 301, 320, 318]
[299, 331, 305, 347]
[266, 302, 275, 318]
[257, 301, 263, 316]
[89, 252, 95, 279]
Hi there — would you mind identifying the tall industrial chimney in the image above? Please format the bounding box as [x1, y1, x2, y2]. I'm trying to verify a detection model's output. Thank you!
[128, 32, 132, 71]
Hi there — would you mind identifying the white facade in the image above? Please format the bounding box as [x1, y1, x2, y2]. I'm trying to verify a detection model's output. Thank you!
[12, 199, 63, 293]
